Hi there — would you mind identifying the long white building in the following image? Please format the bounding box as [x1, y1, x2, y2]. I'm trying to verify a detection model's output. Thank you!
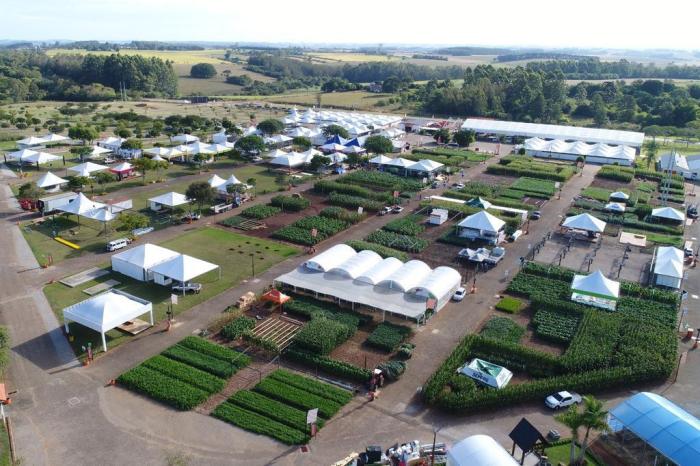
[524, 137, 636, 166]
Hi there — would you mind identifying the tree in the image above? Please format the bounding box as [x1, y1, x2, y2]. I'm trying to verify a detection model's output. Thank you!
[292, 136, 312, 151]
[235, 135, 266, 154]
[121, 138, 143, 150]
[132, 157, 155, 184]
[190, 63, 217, 79]
[256, 118, 284, 135]
[453, 129, 476, 147]
[577, 396, 610, 464]
[68, 125, 98, 144]
[363, 135, 393, 154]
[93, 171, 115, 191]
[185, 181, 216, 213]
[246, 178, 257, 196]
[346, 152, 366, 167]
[117, 212, 150, 232]
[309, 154, 331, 171]
[555, 405, 583, 466]
[433, 128, 451, 144]
[322, 124, 349, 139]
[116, 127, 132, 138]
[71, 146, 93, 162]
[67, 176, 90, 191]
[591, 94, 609, 126]
[643, 139, 659, 168]
[17, 182, 45, 200]
[193, 151, 213, 167]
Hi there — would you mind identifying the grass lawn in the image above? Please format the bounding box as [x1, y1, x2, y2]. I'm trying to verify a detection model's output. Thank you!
[544, 441, 601, 465]
[43, 227, 299, 357]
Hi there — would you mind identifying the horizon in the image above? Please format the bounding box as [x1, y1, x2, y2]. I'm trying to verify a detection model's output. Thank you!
[5, 0, 700, 50]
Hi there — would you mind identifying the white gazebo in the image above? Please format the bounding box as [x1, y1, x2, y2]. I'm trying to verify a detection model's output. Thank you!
[652, 207, 685, 223]
[456, 211, 506, 245]
[447, 435, 519, 466]
[149, 254, 220, 291]
[148, 192, 190, 211]
[36, 171, 68, 192]
[41, 133, 71, 144]
[68, 162, 108, 177]
[24, 151, 62, 167]
[561, 213, 606, 234]
[57, 192, 105, 216]
[208, 174, 226, 189]
[320, 143, 346, 153]
[111, 243, 181, 281]
[63, 290, 153, 352]
[88, 145, 112, 159]
[653, 246, 684, 289]
[369, 154, 392, 167]
[605, 202, 626, 213]
[97, 137, 126, 151]
[571, 270, 620, 310]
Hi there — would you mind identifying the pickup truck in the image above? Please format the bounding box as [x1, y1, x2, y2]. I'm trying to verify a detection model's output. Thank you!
[172, 282, 202, 294]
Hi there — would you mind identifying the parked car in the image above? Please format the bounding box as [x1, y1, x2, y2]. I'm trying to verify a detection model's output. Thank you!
[452, 287, 467, 301]
[106, 237, 131, 252]
[687, 205, 698, 219]
[431, 181, 440, 189]
[391, 205, 404, 214]
[181, 212, 202, 222]
[452, 182, 465, 189]
[485, 247, 506, 265]
[380, 206, 392, 216]
[172, 282, 202, 294]
[530, 211, 542, 220]
[545, 391, 582, 409]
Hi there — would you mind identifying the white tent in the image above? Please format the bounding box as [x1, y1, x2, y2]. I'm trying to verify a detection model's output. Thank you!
[605, 202, 626, 213]
[209, 143, 230, 154]
[223, 174, 242, 187]
[150, 154, 166, 162]
[320, 143, 346, 152]
[386, 157, 415, 169]
[88, 145, 112, 159]
[170, 134, 199, 144]
[369, 154, 392, 165]
[654, 246, 684, 289]
[609, 191, 630, 201]
[270, 152, 306, 168]
[148, 192, 190, 211]
[447, 435, 519, 466]
[16, 136, 46, 148]
[328, 152, 347, 164]
[36, 171, 68, 191]
[6, 148, 38, 162]
[458, 358, 513, 389]
[571, 270, 620, 310]
[652, 207, 685, 223]
[41, 133, 71, 143]
[562, 213, 606, 233]
[111, 243, 181, 281]
[97, 137, 126, 150]
[63, 290, 153, 352]
[144, 147, 173, 157]
[85, 208, 116, 223]
[174, 144, 197, 156]
[212, 131, 228, 144]
[342, 145, 366, 154]
[301, 148, 321, 158]
[264, 134, 293, 145]
[57, 192, 105, 216]
[208, 174, 226, 189]
[68, 162, 108, 177]
[409, 159, 444, 173]
[265, 148, 289, 159]
[150, 254, 220, 290]
[458, 211, 505, 232]
[24, 152, 62, 165]
[110, 162, 133, 174]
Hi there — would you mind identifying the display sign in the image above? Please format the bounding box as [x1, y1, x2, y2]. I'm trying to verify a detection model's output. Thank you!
[171, 294, 178, 305]
[306, 408, 318, 425]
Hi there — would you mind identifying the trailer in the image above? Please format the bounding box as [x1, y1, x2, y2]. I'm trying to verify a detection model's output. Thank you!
[37, 192, 78, 214]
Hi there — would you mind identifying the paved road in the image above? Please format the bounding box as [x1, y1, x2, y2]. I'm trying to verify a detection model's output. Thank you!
[2, 157, 699, 465]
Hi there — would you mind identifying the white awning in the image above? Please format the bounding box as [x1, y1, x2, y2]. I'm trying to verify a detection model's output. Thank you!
[68, 162, 108, 177]
[458, 211, 505, 233]
[562, 213, 606, 233]
[36, 171, 68, 188]
[148, 192, 189, 208]
[150, 254, 219, 283]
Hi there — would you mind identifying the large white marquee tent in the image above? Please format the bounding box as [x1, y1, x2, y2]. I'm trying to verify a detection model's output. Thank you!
[524, 137, 636, 165]
[653, 246, 684, 289]
[111, 243, 181, 281]
[446, 435, 519, 466]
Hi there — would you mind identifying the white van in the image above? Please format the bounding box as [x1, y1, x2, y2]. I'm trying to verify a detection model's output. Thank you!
[106, 238, 131, 252]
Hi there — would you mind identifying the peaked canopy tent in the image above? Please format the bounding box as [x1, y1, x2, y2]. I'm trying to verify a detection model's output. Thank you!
[63, 290, 153, 352]
[320, 142, 346, 153]
[208, 174, 226, 189]
[149, 254, 220, 291]
[68, 162, 108, 177]
[342, 145, 366, 155]
[458, 358, 513, 389]
[40, 133, 71, 143]
[111, 243, 181, 281]
[97, 137, 126, 151]
[605, 202, 626, 213]
[57, 192, 105, 216]
[652, 207, 686, 223]
[16, 136, 47, 148]
[269, 152, 307, 169]
[610, 191, 630, 202]
[265, 148, 289, 159]
[170, 134, 199, 144]
[23, 151, 62, 167]
[447, 435, 520, 466]
[407, 159, 445, 176]
[369, 154, 392, 166]
[456, 210, 506, 245]
[148, 192, 190, 212]
[109, 162, 134, 179]
[5, 148, 39, 163]
[654, 246, 684, 289]
[608, 392, 700, 466]
[571, 270, 620, 310]
[562, 213, 606, 234]
[87, 145, 112, 159]
[36, 171, 68, 192]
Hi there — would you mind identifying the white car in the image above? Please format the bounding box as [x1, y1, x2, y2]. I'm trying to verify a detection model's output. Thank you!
[452, 287, 467, 301]
[545, 391, 582, 409]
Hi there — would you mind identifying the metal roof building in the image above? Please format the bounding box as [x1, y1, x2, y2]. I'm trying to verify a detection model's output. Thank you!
[461, 118, 645, 147]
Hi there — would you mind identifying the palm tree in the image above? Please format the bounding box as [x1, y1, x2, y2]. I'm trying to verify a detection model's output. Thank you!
[555, 405, 583, 465]
[577, 396, 610, 464]
[644, 138, 659, 168]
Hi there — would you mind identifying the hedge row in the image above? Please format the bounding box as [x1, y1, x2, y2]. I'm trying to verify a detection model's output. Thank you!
[338, 171, 423, 192]
[118, 365, 209, 411]
[143, 355, 225, 394]
[365, 322, 412, 352]
[270, 195, 310, 212]
[284, 347, 371, 382]
[320, 206, 366, 224]
[268, 369, 352, 405]
[228, 390, 323, 433]
[162, 345, 239, 378]
[212, 401, 309, 445]
[382, 215, 425, 236]
[241, 205, 282, 219]
[328, 192, 384, 211]
[179, 336, 252, 367]
[254, 378, 342, 419]
[365, 230, 428, 253]
[294, 318, 354, 355]
[314, 180, 391, 202]
[220, 316, 256, 341]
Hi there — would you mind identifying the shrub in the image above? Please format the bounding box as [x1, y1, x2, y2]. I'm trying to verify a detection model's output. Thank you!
[294, 318, 353, 355]
[272, 215, 348, 245]
[270, 195, 310, 212]
[117, 365, 209, 410]
[220, 316, 256, 341]
[314, 180, 391, 202]
[162, 345, 238, 378]
[376, 360, 407, 381]
[532, 309, 581, 344]
[510, 177, 556, 196]
[268, 369, 352, 405]
[382, 215, 425, 236]
[495, 296, 525, 314]
[320, 206, 365, 224]
[338, 171, 423, 192]
[254, 378, 342, 419]
[241, 205, 281, 219]
[285, 295, 369, 327]
[479, 317, 525, 343]
[365, 230, 428, 253]
[212, 402, 309, 445]
[284, 348, 371, 382]
[328, 192, 384, 211]
[345, 240, 409, 261]
[228, 390, 324, 432]
[178, 336, 251, 367]
[143, 355, 225, 394]
[365, 322, 412, 352]
[596, 166, 634, 182]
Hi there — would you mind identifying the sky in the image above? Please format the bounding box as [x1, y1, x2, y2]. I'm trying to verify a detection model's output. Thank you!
[4, 0, 700, 50]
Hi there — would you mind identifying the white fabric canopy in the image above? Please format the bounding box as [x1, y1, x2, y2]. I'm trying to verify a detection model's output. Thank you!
[148, 192, 189, 208]
[610, 191, 630, 201]
[409, 159, 444, 172]
[208, 174, 226, 188]
[458, 211, 505, 233]
[342, 145, 365, 154]
[24, 152, 61, 165]
[63, 290, 153, 351]
[652, 207, 685, 222]
[111, 243, 181, 281]
[265, 149, 288, 159]
[57, 192, 105, 215]
[6, 148, 38, 161]
[41, 133, 70, 143]
[150, 254, 219, 283]
[170, 134, 199, 144]
[386, 157, 415, 168]
[369, 154, 392, 164]
[88, 146, 112, 159]
[605, 202, 626, 213]
[36, 171, 68, 188]
[571, 270, 620, 309]
[562, 213, 606, 233]
[654, 247, 684, 279]
[16, 136, 46, 147]
[68, 162, 108, 177]
[447, 435, 519, 466]
[110, 162, 133, 172]
[321, 143, 346, 152]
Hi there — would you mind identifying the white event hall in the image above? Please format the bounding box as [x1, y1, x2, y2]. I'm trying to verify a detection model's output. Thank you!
[274, 244, 461, 323]
[523, 137, 636, 166]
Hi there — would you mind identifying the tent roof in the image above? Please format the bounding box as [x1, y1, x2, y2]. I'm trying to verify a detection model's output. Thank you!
[85, 208, 116, 222]
[17, 136, 46, 146]
[6, 149, 38, 161]
[68, 162, 108, 176]
[652, 207, 685, 222]
[149, 254, 218, 283]
[63, 290, 152, 333]
[208, 174, 226, 188]
[111, 243, 180, 269]
[301, 148, 321, 157]
[409, 159, 444, 171]
[571, 270, 620, 299]
[378, 260, 432, 292]
[562, 213, 606, 233]
[89, 146, 112, 158]
[466, 197, 493, 209]
[24, 152, 61, 164]
[609, 392, 700, 466]
[98, 136, 126, 146]
[605, 202, 626, 212]
[610, 191, 630, 200]
[386, 157, 415, 168]
[458, 210, 505, 232]
[655, 246, 684, 279]
[144, 147, 172, 156]
[409, 266, 462, 300]
[369, 154, 392, 164]
[110, 162, 133, 172]
[171, 134, 199, 143]
[304, 244, 357, 272]
[265, 149, 289, 158]
[41, 133, 70, 143]
[36, 171, 68, 188]
[320, 143, 346, 152]
[148, 192, 189, 207]
[447, 435, 519, 466]
[57, 192, 105, 215]
[329, 250, 383, 279]
[342, 145, 365, 154]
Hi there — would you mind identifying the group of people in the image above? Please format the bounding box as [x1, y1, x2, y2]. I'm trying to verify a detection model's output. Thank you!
[367, 369, 385, 402]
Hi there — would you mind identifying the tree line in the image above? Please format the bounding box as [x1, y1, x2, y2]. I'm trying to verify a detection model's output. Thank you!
[527, 58, 700, 80]
[0, 50, 178, 102]
[45, 41, 205, 51]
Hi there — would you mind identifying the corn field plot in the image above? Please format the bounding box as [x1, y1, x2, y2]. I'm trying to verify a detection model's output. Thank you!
[252, 318, 301, 350]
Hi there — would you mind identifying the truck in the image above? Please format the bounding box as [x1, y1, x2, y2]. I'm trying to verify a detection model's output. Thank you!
[458, 246, 506, 265]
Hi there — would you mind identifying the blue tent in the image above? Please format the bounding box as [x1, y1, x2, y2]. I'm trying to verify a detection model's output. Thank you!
[344, 136, 367, 147]
[324, 134, 348, 145]
[609, 392, 700, 466]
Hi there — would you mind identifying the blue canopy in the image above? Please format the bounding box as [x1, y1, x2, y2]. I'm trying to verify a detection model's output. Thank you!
[609, 392, 700, 466]
[344, 136, 367, 147]
[324, 134, 348, 145]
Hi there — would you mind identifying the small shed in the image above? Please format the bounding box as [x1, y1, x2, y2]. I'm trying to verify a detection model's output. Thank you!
[429, 208, 449, 225]
[458, 358, 513, 389]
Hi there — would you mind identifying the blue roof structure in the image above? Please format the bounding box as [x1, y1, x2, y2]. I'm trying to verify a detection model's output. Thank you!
[609, 392, 700, 466]
[324, 134, 348, 145]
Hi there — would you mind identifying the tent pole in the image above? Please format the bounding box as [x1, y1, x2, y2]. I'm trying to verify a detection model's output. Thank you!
[101, 332, 107, 352]
[149, 308, 154, 326]
[64, 321, 69, 333]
